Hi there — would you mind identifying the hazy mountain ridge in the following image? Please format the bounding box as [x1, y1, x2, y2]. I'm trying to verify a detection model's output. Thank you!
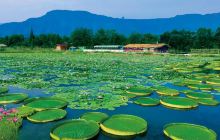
[0, 10, 220, 36]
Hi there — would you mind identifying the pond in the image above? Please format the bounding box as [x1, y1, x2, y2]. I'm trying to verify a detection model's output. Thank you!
[0, 52, 220, 140]
[2, 86, 217, 140]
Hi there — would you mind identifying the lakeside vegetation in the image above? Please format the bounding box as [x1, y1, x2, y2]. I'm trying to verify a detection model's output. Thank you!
[0, 27, 220, 52]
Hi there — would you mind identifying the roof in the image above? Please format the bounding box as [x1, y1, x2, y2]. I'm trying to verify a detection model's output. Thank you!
[94, 45, 122, 49]
[124, 44, 168, 49]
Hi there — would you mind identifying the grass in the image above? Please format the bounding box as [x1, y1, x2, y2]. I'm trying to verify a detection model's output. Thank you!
[0, 121, 18, 140]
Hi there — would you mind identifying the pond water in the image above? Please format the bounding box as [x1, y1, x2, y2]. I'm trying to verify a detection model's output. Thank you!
[6, 86, 220, 140]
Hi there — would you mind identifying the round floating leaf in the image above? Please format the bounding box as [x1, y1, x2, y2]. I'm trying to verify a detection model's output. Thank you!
[164, 123, 217, 140]
[27, 109, 67, 123]
[24, 97, 68, 111]
[81, 112, 109, 123]
[0, 86, 8, 94]
[50, 119, 99, 140]
[160, 97, 198, 109]
[100, 114, 147, 136]
[186, 92, 213, 99]
[0, 93, 28, 104]
[134, 97, 160, 106]
[197, 99, 220, 106]
[155, 86, 179, 96]
[16, 106, 35, 118]
[188, 84, 213, 91]
[126, 86, 153, 96]
[206, 78, 220, 86]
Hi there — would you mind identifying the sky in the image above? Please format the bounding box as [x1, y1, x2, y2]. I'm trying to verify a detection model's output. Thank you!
[0, 0, 220, 23]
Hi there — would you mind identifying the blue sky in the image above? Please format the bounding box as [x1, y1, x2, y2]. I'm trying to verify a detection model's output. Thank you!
[0, 0, 220, 23]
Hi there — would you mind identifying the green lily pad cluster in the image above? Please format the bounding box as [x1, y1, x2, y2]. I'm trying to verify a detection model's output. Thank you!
[0, 53, 217, 110]
[22, 97, 68, 123]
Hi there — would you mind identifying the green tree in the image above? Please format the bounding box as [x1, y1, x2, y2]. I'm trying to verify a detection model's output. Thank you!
[128, 33, 143, 44]
[214, 27, 220, 48]
[29, 29, 35, 47]
[94, 29, 110, 45]
[194, 28, 214, 49]
[71, 28, 93, 48]
[8, 35, 25, 46]
[142, 34, 158, 43]
[160, 30, 194, 52]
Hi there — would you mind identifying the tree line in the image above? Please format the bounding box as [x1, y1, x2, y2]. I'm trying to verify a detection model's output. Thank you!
[0, 27, 220, 52]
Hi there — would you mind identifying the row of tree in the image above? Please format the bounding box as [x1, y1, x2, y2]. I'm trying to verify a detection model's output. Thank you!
[0, 28, 220, 52]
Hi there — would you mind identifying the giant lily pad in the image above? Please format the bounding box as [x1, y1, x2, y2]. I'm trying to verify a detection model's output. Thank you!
[0, 93, 28, 104]
[160, 97, 198, 109]
[50, 119, 100, 140]
[126, 86, 153, 96]
[164, 123, 217, 140]
[206, 78, 220, 86]
[81, 112, 109, 123]
[0, 86, 8, 94]
[155, 86, 179, 96]
[134, 97, 160, 106]
[100, 114, 147, 136]
[24, 97, 68, 111]
[27, 109, 67, 123]
[186, 92, 213, 99]
[16, 106, 35, 118]
[188, 84, 213, 91]
[197, 99, 220, 106]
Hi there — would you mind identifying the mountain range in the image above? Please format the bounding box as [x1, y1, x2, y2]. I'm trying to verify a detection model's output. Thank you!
[0, 10, 220, 37]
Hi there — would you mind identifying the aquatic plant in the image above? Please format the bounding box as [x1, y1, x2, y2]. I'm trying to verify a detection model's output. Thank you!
[197, 98, 220, 106]
[27, 109, 67, 123]
[0, 93, 28, 104]
[134, 97, 160, 106]
[80, 112, 109, 123]
[0, 86, 8, 94]
[0, 52, 219, 110]
[155, 86, 179, 96]
[24, 97, 68, 111]
[160, 97, 198, 109]
[100, 114, 147, 136]
[16, 106, 35, 118]
[50, 119, 100, 140]
[126, 86, 153, 96]
[186, 92, 214, 99]
[164, 123, 217, 140]
[0, 108, 22, 140]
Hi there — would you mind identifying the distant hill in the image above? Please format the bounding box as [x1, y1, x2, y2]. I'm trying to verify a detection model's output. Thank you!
[0, 10, 220, 36]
